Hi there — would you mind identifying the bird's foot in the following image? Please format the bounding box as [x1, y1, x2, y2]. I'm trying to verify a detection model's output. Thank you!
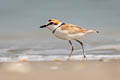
[83, 55, 87, 61]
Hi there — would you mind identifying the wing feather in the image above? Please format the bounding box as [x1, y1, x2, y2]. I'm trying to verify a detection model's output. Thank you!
[60, 24, 88, 34]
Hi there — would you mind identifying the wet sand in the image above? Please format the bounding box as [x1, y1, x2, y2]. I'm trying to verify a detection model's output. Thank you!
[0, 60, 120, 80]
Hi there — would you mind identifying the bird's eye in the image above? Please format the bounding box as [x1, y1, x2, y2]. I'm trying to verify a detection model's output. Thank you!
[50, 22, 54, 24]
[48, 19, 51, 22]
[46, 22, 54, 26]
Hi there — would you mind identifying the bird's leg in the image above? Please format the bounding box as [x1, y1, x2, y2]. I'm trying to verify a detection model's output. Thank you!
[76, 40, 87, 61]
[67, 40, 74, 61]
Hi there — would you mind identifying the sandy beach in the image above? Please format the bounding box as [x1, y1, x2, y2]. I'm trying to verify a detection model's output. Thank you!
[0, 60, 120, 80]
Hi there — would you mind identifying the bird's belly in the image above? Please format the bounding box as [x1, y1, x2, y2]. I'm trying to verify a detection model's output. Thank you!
[54, 31, 85, 40]
[54, 33, 69, 40]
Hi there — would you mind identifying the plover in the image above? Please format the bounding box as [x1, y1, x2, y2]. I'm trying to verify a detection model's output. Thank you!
[40, 19, 99, 61]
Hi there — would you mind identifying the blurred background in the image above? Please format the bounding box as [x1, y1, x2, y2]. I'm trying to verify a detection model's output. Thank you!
[0, 0, 120, 61]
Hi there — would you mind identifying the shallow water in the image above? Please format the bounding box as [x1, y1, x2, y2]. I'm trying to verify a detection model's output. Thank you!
[0, 0, 120, 61]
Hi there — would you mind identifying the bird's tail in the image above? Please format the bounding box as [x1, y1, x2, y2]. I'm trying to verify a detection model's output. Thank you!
[87, 30, 99, 34]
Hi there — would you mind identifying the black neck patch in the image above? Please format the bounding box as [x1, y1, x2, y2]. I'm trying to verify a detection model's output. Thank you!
[52, 23, 65, 34]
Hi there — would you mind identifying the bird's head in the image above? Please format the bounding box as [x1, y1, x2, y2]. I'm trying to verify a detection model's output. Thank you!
[40, 19, 61, 28]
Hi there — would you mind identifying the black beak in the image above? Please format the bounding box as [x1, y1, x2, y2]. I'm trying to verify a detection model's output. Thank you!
[40, 25, 47, 28]
[40, 22, 54, 28]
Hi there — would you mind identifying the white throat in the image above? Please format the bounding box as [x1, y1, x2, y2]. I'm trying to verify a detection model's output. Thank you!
[47, 22, 62, 31]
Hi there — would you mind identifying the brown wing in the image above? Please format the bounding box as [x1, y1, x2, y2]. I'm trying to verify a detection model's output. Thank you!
[60, 24, 88, 34]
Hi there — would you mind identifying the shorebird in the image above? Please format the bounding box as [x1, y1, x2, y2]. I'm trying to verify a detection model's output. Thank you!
[40, 19, 99, 61]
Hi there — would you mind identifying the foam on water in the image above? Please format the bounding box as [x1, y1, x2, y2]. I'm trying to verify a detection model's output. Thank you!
[0, 55, 120, 62]
[0, 44, 120, 62]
